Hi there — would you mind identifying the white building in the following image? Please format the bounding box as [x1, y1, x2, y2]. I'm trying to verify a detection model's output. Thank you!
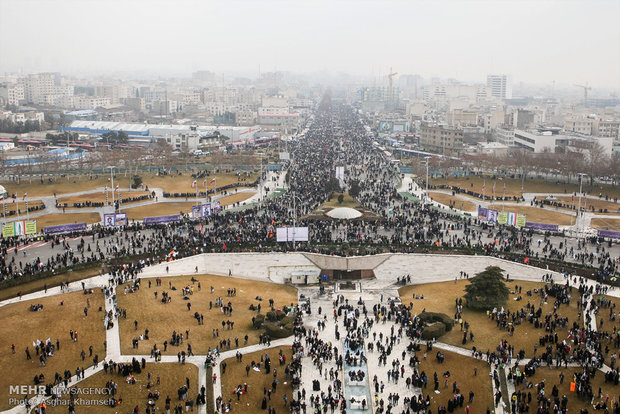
[0, 83, 25, 106]
[487, 74, 512, 99]
[514, 129, 558, 152]
[494, 126, 515, 146]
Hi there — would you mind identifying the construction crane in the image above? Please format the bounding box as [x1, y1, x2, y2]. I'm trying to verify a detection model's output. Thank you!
[388, 68, 398, 104]
[574, 83, 592, 106]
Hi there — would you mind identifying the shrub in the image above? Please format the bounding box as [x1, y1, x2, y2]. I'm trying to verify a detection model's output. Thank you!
[264, 321, 294, 339]
[252, 314, 265, 329]
[266, 311, 286, 322]
[419, 312, 454, 331]
[421, 322, 446, 340]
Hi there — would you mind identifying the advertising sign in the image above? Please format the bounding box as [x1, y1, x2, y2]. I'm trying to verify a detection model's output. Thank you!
[44, 222, 87, 235]
[276, 227, 309, 242]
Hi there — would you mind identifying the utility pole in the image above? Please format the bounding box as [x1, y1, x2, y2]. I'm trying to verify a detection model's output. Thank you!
[108, 166, 116, 208]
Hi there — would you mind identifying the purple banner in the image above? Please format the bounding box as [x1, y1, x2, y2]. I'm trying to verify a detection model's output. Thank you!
[598, 230, 620, 240]
[44, 222, 87, 235]
[478, 207, 488, 219]
[525, 222, 559, 232]
[143, 214, 180, 225]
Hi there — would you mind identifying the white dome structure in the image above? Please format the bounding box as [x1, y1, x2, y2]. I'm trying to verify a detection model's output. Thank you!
[326, 207, 362, 220]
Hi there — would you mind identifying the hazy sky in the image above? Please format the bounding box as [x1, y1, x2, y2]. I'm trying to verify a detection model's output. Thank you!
[1, 0, 618, 87]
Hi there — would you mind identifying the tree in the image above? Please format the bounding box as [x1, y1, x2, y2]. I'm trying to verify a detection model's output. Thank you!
[132, 175, 143, 189]
[348, 179, 361, 198]
[463, 266, 510, 310]
[325, 176, 341, 193]
[337, 194, 344, 204]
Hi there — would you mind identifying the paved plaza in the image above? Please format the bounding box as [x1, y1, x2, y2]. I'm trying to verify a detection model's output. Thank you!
[1, 251, 617, 414]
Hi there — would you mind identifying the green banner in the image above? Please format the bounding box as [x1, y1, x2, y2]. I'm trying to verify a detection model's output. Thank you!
[25, 221, 37, 235]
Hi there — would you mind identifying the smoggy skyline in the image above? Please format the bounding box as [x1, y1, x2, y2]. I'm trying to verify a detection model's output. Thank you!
[1, 0, 618, 89]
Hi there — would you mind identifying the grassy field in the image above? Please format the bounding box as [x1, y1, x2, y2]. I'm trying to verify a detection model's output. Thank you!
[144, 172, 258, 194]
[419, 349, 494, 413]
[590, 218, 620, 231]
[1, 176, 111, 197]
[218, 192, 256, 206]
[0, 200, 44, 215]
[323, 192, 361, 209]
[0, 171, 258, 198]
[116, 275, 297, 355]
[428, 192, 477, 212]
[487, 204, 575, 225]
[33, 213, 101, 228]
[512, 366, 618, 413]
[399, 280, 585, 358]
[0, 265, 106, 302]
[122, 202, 196, 220]
[0, 290, 106, 411]
[432, 176, 620, 199]
[555, 196, 620, 214]
[58, 191, 151, 208]
[47, 363, 198, 414]
[220, 345, 293, 414]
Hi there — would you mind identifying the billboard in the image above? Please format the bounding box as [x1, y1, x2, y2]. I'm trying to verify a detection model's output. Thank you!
[3, 221, 37, 237]
[212, 201, 221, 214]
[497, 212, 526, 227]
[191, 204, 212, 218]
[143, 215, 181, 225]
[103, 213, 128, 227]
[44, 222, 87, 235]
[276, 227, 309, 242]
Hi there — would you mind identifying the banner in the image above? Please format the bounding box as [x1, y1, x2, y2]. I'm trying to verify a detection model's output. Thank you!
[598, 230, 620, 240]
[212, 201, 221, 214]
[478, 207, 488, 220]
[104, 213, 127, 227]
[497, 212, 508, 225]
[191, 204, 211, 218]
[515, 214, 526, 227]
[525, 222, 559, 232]
[2, 224, 14, 238]
[486, 209, 499, 223]
[143, 214, 180, 225]
[276, 227, 309, 242]
[44, 222, 87, 235]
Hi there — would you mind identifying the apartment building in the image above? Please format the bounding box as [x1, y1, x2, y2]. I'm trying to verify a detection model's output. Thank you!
[419, 123, 464, 156]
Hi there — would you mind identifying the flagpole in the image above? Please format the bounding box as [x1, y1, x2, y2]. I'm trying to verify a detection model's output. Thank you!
[482, 178, 486, 200]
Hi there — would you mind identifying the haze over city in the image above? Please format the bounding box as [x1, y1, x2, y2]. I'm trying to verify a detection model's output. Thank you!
[1, 0, 619, 90]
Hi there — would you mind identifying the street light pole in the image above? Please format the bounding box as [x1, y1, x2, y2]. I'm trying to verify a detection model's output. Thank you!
[108, 166, 116, 208]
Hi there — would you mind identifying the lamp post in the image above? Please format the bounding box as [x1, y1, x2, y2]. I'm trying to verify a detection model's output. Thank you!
[289, 192, 304, 251]
[424, 156, 430, 201]
[577, 173, 587, 239]
[107, 166, 116, 208]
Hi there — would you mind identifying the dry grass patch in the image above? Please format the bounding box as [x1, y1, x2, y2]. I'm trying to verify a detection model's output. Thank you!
[47, 363, 198, 414]
[116, 275, 297, 355]
[0, 266, 106, 301]
[1, 176, 111, 197]
[488, 205, 574, 225]
[323, 193, 361, 209]
[58, 191, 151, 208]
[1, 200, 45, 215]
[220, 345, 293, 413]
[0, 290, 106, 411]
[400, 280, 582, 358]
[513, 366, 620, 413]
[428, 192, 477, 212]
[432, 176, 620, 199]
[591, 218, 620, 231]
[143, 172, 258, 194]
[122, 202, 196, 220]
[219, 192, 256, 206]
[556, 196, 620, 215]
[419, 350, 494, 413]
[35, 213, 101, 228]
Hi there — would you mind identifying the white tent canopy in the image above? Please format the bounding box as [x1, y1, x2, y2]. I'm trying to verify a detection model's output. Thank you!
[326, 207, 362, 220]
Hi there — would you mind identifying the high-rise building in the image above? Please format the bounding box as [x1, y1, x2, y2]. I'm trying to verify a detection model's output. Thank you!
[486, 74, 512, 99]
